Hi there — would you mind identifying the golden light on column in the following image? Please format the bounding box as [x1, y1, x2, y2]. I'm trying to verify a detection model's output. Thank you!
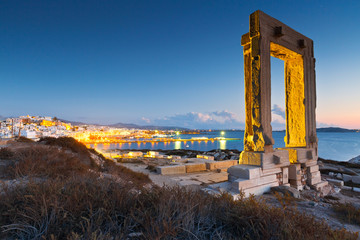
[270, 42, 306, 148]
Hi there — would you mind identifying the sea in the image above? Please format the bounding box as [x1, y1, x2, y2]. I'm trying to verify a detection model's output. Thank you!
[90, 131, 360, 162]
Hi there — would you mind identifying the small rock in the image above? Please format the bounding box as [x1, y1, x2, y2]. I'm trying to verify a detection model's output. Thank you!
[128, 232, 143, 238]
[329, 172, 334, 177]
[336, 173, 342, 179]
[353, 187, 360, 193]
[343, 174, 352, 183]
[271, 185, 300, 198]
[304, 185, 310, 190]
[341, 185, 352, 191]
[327, 178, 344, 187]
[333, 187, 341, 193]
[352, 176, 360, 184]
[308, 201, 318, 207]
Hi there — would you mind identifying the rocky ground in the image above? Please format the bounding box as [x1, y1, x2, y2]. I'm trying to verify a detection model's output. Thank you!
[115, 149, 360, 235]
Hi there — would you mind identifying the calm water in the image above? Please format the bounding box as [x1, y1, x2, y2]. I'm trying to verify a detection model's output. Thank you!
[91, 131, 360, 162]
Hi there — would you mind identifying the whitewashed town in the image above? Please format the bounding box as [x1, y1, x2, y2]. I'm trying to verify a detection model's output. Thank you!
[0, 115, 74, 139]
[0, 115, 143, 141]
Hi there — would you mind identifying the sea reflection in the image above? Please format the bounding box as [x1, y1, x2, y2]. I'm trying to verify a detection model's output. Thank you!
[175, 141, 181, 149]
[92, 139, 229, 151]
[219, 140, 226, 150]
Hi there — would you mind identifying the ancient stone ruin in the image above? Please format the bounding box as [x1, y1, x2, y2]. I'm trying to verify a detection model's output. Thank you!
[226, 10, 328, 197]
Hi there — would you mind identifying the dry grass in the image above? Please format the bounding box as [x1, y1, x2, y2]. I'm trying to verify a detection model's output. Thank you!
[0, 177, 357, 239]
[10, 145, 90, 179]
[0, 147, 15, 160]
[2, 137, 151, 186]
[333, 202, 360, 225]
[38, 137, 90, 156]
[102, 158, 151, 186]
[0, 139, 357, 239]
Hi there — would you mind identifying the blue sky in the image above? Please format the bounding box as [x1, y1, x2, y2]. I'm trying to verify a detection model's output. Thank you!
[1, 0, 360, 129]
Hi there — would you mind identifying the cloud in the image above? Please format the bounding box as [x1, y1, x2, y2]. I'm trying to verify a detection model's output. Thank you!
[272, 104, 285, 119]
[271, 104, 286, 130]
[270, 105, 336, 130]
[141, 117, 151, 124]
[137, 107, 337, 130]
[316, 121, 335, 128]
[139, 110, 245, 129]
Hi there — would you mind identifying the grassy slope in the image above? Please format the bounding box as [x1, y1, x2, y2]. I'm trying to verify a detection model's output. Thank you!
[0, 137, 357, 239]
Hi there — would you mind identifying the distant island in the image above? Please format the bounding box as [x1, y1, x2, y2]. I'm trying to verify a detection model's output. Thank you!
[316, 127, 358, 133]
[254, 127, 358, 133]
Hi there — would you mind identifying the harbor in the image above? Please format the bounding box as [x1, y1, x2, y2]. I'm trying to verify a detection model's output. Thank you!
[82, 137, 241, 144]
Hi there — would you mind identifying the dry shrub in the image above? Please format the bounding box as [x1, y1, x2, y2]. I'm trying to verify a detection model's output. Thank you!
[1, 140, 355, 239]
[1, 138, 151, 188]
[333, 202, 360, 225]
[15, 136, 34, 143]
[0, 177, 356, 240]
[103, 159, 151, 186]
[146, 164, 157, 172]
[38, 137, 90, 156]
[273, 191, 300, 210]
[5, 144, 150, 186]
[0, 147, 15, 160]
[10, 145, 90, 179]
[0, 175, 135, 240]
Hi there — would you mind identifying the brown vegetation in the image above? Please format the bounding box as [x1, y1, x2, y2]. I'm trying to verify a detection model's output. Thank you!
[333, 202, 360, 226]
[38, 137, 90, 156]
[15, 136, 34, 143]
[1, 137, 151, 186]
[0, 138, 357, 239]
[0, 178, 356, 239]
[0, 147, 15, 160]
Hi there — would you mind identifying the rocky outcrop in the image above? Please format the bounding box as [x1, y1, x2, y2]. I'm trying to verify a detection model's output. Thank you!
[349, 155, 360, 164]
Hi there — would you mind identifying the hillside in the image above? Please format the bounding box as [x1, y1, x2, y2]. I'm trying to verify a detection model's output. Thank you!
[0, 137, 357, 239]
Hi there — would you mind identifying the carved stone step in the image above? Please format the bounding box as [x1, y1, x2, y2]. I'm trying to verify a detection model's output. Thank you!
[231, 174, 277, 191]
[227, 165, 261, 179]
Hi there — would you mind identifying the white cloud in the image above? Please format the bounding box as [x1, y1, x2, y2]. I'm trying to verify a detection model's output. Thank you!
[137, 108, 336, 130]
[316, 121, 335, 128]
[141, 117, 151, 124]
[272, 104, 286, 119]
[139, 110, 245, 129]
[271, 104, 286, 130]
